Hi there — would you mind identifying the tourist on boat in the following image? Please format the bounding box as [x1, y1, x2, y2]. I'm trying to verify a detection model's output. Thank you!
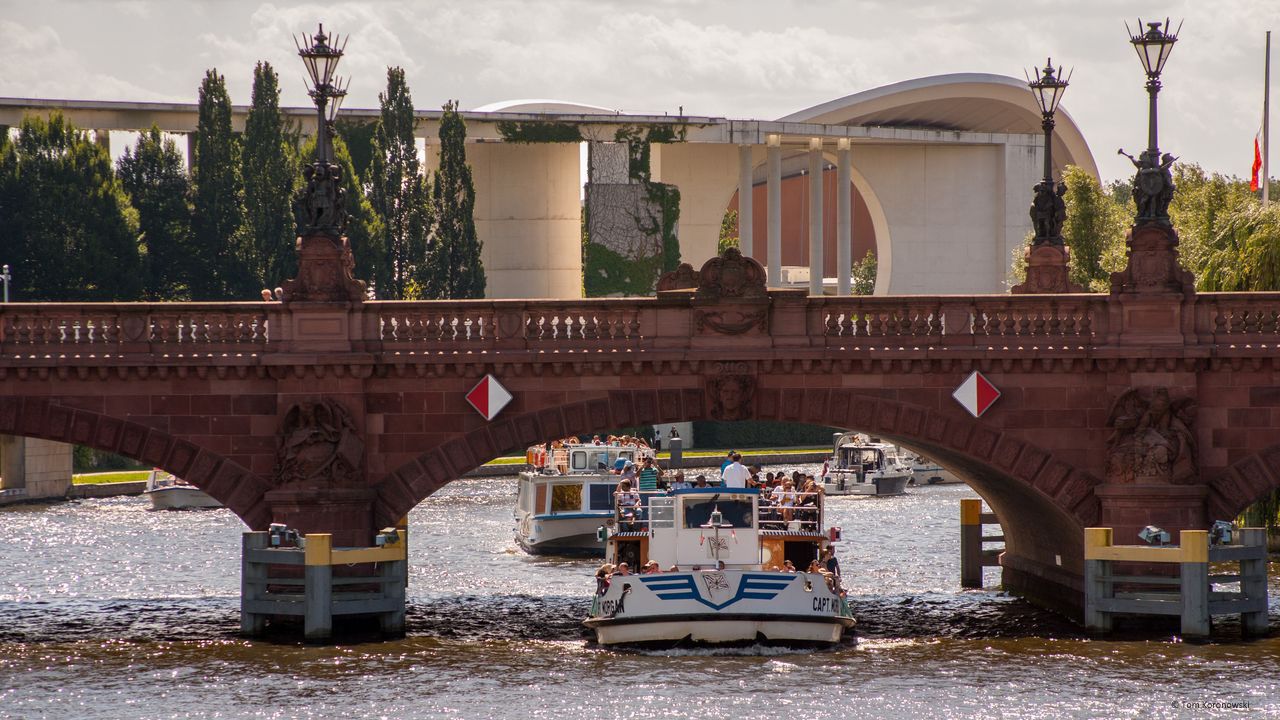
[718, 451, 735, 473]
[668, 471, 689, 491]
[807, 559, 823, 574]
[619, 461, 637, 484]
[822, 546, 841, 576]
[595, 564, 614, 594]
[643, 561, 661, 574]
[721, 453, 750, 488]
[776, 480, 797, 521]
[637, 456, 661, 492]
[693, 475, 709, 488]
[613, 562, 630, 576]
[783, 560, 796, 572]
[591, 434, 603, 445]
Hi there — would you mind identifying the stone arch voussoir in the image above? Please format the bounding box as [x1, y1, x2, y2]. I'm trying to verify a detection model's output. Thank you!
[1207, 443, 1280, 521]
[0, 396, 272, 529]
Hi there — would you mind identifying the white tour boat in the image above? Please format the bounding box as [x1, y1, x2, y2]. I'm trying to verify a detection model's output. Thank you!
[514, 441, 654, 556]
[821, 433, 912, 496]
[144, 469, 222, 510]
[585, 487, 854, 647]
[903, 451, 961, 485]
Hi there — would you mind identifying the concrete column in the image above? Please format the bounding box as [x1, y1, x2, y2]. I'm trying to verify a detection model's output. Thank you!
[836, 138, 853, 296]
[766, 135, 782, 286]
[808, 138, 824, 295]
[737, 144, 754, 258]
[0, 435, 24, 490]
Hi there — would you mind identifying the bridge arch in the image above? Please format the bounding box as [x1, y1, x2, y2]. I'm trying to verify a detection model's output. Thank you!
[1207, 442, 1280, 522]
[371, 388, 1102, 597]
[0, 396, 269, 528]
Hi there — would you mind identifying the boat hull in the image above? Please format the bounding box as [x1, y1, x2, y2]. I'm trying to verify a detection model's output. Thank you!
[145, 486, 222, 510]
[515, 514, 609, 557]
[822, 472, 911, 496]
[586, 570, 853, 647]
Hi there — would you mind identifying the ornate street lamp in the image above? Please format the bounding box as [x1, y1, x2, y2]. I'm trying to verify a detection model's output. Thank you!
[1119, 18, 1182, 225]
[1026, 59, 1070, 245]
[295, 24, 349, 237]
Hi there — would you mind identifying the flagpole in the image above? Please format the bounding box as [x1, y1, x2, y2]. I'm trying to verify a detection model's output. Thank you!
[1264, 30, 1271, 205]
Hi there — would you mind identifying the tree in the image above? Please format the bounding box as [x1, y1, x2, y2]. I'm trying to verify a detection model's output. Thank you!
[1059, 165, 1128, 291]
[0, 112, 142, 301]
[1197, 201, 1280, 292]
[298, 133, 385, 292]
[191, 69, 253, 300]
[851, 250, 877, 295]
[242, 62, 298, 290]
[117, 126, 195, 299]
[367, 67, 430, 299]
[718, 208, 739, 254]
[423, 100, 485, 298]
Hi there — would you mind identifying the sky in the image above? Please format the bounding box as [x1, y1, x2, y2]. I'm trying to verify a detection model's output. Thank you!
[2, 0, 1275, 183]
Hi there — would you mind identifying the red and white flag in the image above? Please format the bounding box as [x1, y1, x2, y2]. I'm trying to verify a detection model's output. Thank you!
[1251, 127, 1264, 192]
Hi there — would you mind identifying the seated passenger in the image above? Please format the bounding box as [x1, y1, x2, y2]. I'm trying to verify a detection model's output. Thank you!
[807, 559, 823, 574]
[643, 561, 661, 574]
[667, 565, 680, 573]
[668, 471, 690, 491]
[594, 564, 614, 594]
[613, 562, 630, 576]
[783, 560, 797, 572]
[693, 475, 709, 488]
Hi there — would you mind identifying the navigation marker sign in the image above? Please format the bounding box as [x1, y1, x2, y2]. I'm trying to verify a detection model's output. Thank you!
[953, 371, 1000, 418]
[466, 374, 513, 421]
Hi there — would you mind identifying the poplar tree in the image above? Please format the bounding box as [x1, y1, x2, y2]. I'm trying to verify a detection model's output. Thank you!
[117, 126, 195, 299]
[242, 62, 298, 289]
[191, 69, 252, 299]
[424, 100, 485, 298]
[367, 67, 430, 299]
[0, 113, 141, 301]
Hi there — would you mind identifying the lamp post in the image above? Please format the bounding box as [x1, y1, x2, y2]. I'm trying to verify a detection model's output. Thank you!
[295, 24, 349, 237]
[1119, 18, 1181, 225]
[1027, 59, 1070, 245]
[0, 264, 10, 302]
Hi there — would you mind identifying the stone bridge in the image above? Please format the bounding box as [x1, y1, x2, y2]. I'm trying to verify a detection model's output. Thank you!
[2, 239, 1279, 614]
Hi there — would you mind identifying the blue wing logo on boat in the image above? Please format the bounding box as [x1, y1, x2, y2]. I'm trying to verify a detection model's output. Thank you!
[638, 573, 794, 610]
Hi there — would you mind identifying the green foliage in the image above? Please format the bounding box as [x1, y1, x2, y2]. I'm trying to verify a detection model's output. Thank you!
[73, 446, 147, 473]
[423, 100, 485, 299]
[1197, 202, 1280, 291]
[691, 421, 840, 449]
[299, 134, 385, 293]
[367, 67, 431, 299]
[191, 69, 254, 300]
[336, 118, 377, 184]
[584, 242, 664, 297]
[496, 120, 583, 144]
[650, 182, 682, 274]
[1167, 163, 1260, 284]
[718, 209, 739, 254]
[0, 112, 142, 301]
[117, 126, 194, 299]
[1060, 165, 1129, 291]
[851, 250, 877, 295]
[242, 62, 298, 290]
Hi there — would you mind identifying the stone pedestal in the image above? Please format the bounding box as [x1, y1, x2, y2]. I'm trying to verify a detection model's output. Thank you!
[264, 486, 376, 547]
[1095, 483, 1207, 542]
[1011, 243, 1082, 294]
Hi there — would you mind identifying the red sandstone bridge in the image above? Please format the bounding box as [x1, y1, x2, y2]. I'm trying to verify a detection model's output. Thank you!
[2, 237, 1279, 615]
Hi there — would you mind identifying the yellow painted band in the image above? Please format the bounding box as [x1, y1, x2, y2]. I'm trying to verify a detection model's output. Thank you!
[304, 534, 332, 566]
[960, 498, 981, 525]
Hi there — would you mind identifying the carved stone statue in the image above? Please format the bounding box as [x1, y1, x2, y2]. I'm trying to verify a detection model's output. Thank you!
[273, 398, 365, 488]
[707, 374, 755, 422]
[695, 247, 767, 301]
[1120, 149, 1177, 225]
[300, 161, 348, 238]
[1029, 180, 1066, 245]
[656, 262, 699, 291]
[1105, 387, 1197, 484]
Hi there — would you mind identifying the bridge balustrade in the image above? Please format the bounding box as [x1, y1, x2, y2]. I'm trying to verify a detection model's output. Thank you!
[0, 302, 270, 355]
[1, 292, 1278, 357]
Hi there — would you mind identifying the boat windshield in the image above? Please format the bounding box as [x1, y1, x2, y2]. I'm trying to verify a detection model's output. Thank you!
[683, 497, 754, 529]
[839, 447, 881, 467]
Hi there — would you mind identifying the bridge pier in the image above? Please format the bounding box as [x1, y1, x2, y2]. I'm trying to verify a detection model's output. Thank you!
[264, 487, 377, 548]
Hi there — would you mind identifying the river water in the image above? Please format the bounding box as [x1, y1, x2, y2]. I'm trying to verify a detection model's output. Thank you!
[1, 468, 1277, 719]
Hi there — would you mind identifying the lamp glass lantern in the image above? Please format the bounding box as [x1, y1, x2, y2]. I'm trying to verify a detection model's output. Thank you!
[1027, 60, 1069, 117]
[1129, 19, 1180, 78]
[297, 24, 346, 91]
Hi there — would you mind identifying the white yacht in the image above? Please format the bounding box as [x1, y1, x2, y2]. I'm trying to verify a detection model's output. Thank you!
[821, 433, 912, 496]
[144, 469, 222, 510]
[585, 487, 854, 647]
[903, 452, 961, 485]
[514, 442, 654, 556]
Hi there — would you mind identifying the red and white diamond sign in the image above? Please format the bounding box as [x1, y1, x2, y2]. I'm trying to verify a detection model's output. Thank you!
[953, 371, 1000, 418]
[465, 374, 513, 421]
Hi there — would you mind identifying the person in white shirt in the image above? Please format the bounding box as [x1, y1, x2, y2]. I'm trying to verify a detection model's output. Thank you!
[720, 453, 751, 488]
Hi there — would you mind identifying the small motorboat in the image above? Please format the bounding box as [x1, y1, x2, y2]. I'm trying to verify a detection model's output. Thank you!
[144, 469, 222, 510]
[904, 452, 961, 485]
[585, 487, 854, 647]
[821, 433, 912, 496]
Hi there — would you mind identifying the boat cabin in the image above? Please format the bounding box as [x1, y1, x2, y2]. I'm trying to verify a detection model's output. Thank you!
[606, 488, 828, 575]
